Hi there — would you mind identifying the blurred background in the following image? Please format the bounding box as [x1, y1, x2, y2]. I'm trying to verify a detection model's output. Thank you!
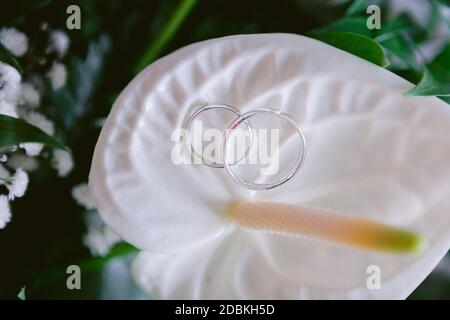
[0, 0, 449, 299]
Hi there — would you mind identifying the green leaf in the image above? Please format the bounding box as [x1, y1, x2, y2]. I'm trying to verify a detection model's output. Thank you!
[428, 43, 450, 82]
[133, 0, 198, 74]
[378, 34, 418, 70]
[17, 286, 26, 300]
[312, 17, 373, 37]
[405, 69, 450, 97]
[78, 242, 137, 273]
[310, 31, 390, 67]
[346, 0, 381, 16]
[375, 13, 422, 41]
[374, 14, 424, 71]
[391, 68, 422, 84]
[0, 42, 23, 73]
[0, 114, 69, 151]
[427, 0, 450, 35]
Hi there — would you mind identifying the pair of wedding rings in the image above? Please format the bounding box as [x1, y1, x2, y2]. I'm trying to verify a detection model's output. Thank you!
[184, 104, 307, 191]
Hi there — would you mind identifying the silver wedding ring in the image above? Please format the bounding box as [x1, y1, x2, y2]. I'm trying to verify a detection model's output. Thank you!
[184, 104, 307, 190]
[184, 104, 253, 168]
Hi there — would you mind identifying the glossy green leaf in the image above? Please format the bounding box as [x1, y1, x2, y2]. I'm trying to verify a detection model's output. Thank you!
[379, 34, 418, 70]
[310, 31, 390, 67]
[0, 114, 68, 151]
[346, 0, 382, 16]
[313, 17, 373, 37]
[405, 69, 450, 97]
[428, 43, 450, 82]
[375, 13, 422, 41]
[375, 14, 424, 71]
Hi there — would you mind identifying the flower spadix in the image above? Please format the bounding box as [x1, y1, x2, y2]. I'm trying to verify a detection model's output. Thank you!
[230, 202, 425, 254]
[90, 34, 450, 299]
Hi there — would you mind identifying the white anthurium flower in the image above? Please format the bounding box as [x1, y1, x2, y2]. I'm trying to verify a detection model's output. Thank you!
[89, 34, 450, 299]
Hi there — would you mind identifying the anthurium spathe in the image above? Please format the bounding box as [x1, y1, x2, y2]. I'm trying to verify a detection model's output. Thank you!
[89, 34, 450, 299]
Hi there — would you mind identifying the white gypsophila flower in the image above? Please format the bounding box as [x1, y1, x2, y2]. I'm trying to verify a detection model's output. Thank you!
[7, 153, 39, 172]
[83, 211, 121, 257]
[0, 163, 9, 179]
[20, 111, 55, 156]
[0, 195, 12, 229]
[0, 27, 29, 57]
[83, 226, 120, 257]
[47, 62, 67, 90]
[51, 149, 74, 177]
[23, 111, 54, 134]
[72, 183, 96, 210]
[0, 62, 21, 102]
[49, 30, 70, 57]
[0, 100, 18, 118]
[83, 227, 110, 256]
[20, 143, 43, 157]
[20, 83, 41, 108]
[7, 168, 29, 200]
[104, 226, 121, 245]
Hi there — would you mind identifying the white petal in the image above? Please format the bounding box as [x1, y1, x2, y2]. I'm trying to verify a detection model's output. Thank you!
[90, 34, 450, 299]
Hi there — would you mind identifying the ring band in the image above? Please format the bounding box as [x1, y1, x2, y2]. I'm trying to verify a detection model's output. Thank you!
[223, 109, 307, 190]
[184, 104, 253, 168]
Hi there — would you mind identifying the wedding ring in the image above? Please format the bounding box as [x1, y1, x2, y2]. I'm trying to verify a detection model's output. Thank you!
[184, 104, 253, 168]
[223, 109, 307, 190]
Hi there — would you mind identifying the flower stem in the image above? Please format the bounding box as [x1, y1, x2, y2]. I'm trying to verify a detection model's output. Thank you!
[133, 0, 198, 74]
